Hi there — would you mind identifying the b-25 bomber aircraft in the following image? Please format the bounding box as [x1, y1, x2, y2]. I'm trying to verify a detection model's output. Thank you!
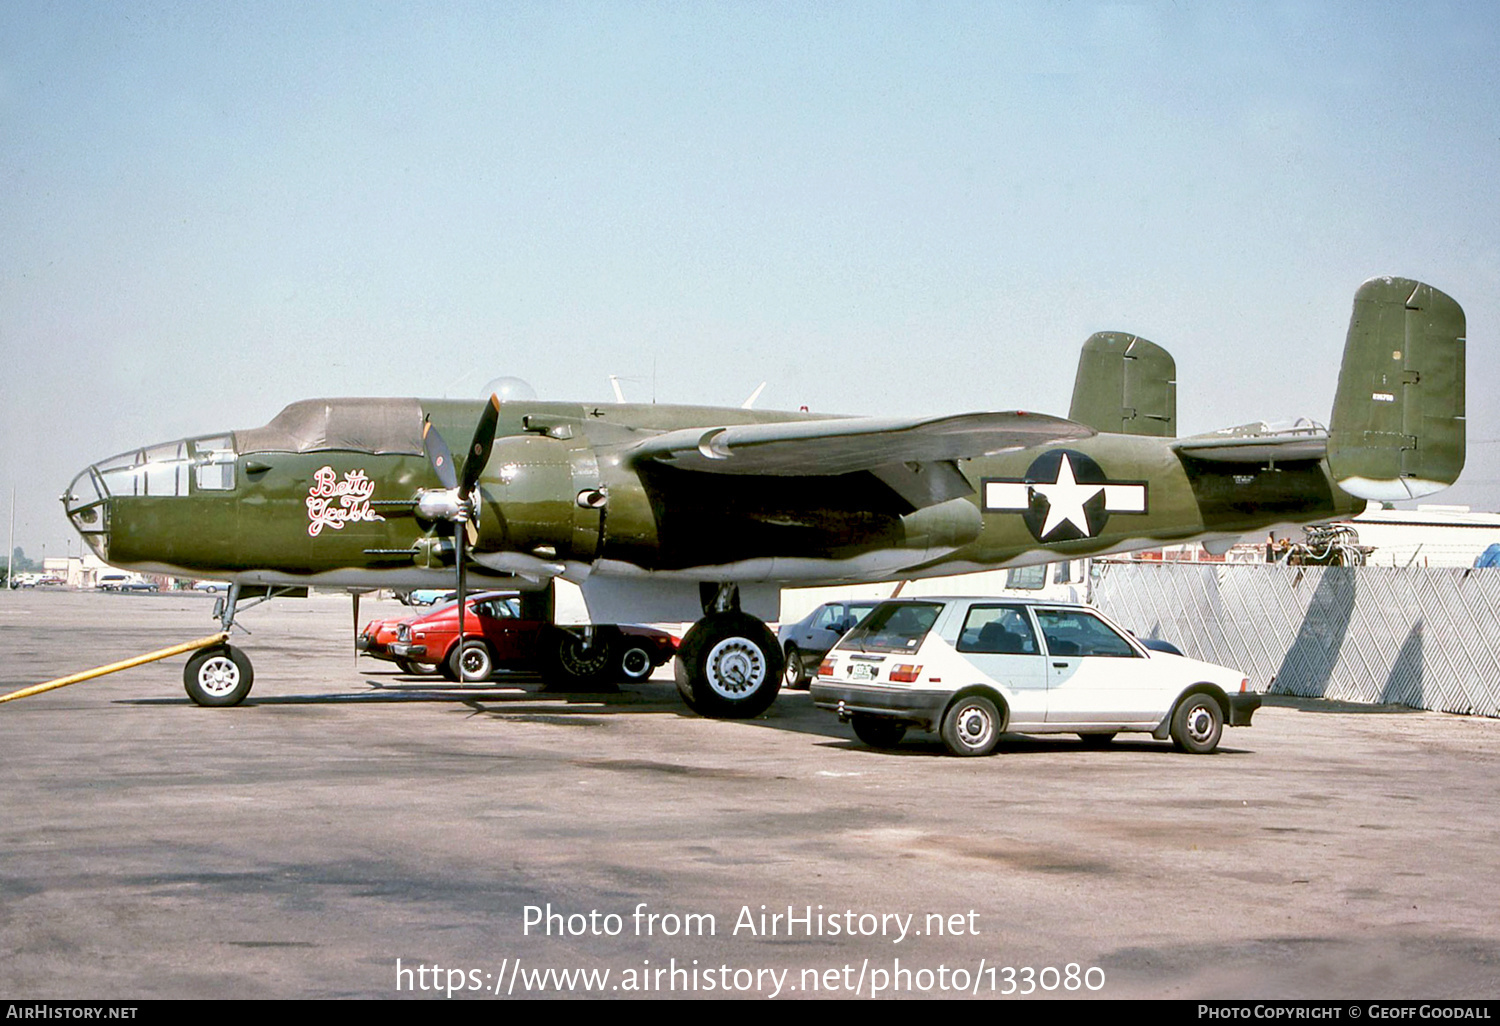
[62, 276, 1465, 717]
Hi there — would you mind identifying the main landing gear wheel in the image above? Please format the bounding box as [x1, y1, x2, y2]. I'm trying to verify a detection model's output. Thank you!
[542, 626, 617, 691]
[1170, 692, 1224, 754]
[675, 612, 783, 719]
[940, 694, 1002, 757]
[184, 645, 254, 707]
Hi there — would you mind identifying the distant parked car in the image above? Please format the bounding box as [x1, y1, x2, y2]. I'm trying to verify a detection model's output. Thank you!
[401, 589, 455, 606]
[362, 591, 679, 686]
[811, 597, 1259, 756]
[777, 600, 880, 688]
[98, 573, 157, 592]
[192, 580, 230, 593]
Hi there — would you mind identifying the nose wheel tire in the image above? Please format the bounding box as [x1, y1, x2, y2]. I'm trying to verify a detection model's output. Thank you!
[940, 694, 1002, 757]
[675, 612, 783, 719]
[1170, 692, 1224, 754]
[184, 645, 254, 707]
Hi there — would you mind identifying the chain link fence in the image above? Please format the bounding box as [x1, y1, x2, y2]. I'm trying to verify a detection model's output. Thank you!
[1093, 562, 1500, 717]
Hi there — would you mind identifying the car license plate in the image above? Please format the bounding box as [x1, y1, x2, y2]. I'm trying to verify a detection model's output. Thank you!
[849, 663, 877, 681]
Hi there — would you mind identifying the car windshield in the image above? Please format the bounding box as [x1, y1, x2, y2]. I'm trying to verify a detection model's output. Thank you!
[837, 602, 943, 654]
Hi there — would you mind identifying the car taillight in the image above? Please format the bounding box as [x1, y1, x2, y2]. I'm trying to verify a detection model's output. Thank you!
[1240, 677, 1250, 693]
[817, 658, 834, 677]
[890, 664, 922, 683]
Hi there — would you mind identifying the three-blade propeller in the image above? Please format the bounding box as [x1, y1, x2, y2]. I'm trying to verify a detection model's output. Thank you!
[418, 394, 502, 681]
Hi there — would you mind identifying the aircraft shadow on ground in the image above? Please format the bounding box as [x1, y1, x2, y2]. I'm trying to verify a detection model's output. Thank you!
[809, 733, 1253, 757]
[118, 671, 1255, 753]
[1261, 694, 1421, 715]
[118, 671, 857, 740]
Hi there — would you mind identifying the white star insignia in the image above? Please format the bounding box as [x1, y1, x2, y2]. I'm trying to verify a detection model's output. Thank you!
[982, 453, 1147, 540]
[1032, 454, 1102, 539]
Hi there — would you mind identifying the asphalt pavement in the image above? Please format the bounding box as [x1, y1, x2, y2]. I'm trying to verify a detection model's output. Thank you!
[2, 589, 1498, 1000]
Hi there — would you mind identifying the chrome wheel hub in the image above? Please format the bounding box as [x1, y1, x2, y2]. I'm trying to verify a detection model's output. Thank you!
[197, 657, 240, 697]
[705, 638, 766, 699]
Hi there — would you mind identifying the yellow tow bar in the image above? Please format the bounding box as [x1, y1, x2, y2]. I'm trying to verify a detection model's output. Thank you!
[0, 632, 231, 704]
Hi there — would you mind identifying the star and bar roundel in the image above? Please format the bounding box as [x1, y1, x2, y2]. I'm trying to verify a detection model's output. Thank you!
[982, 450, 1148, 543]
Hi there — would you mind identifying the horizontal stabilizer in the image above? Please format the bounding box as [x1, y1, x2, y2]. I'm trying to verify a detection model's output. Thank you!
[1069, 332, 1176, 437]
[627, 411, 1094, 478]
[1175, 419, 1328, 463]
[1328, 277, 1465, 501]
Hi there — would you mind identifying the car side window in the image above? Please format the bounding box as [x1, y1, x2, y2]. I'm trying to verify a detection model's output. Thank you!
[476, 599, 514, 619]
[957, 605, 1039, 655]
[1034, 609, 1138, 658]
[813, 604, 843, 630]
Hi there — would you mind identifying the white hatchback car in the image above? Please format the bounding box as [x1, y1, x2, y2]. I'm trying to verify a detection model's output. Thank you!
[810, 597, 1260, 756]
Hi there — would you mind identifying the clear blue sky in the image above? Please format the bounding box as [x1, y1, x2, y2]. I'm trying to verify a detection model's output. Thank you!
[3, 1, 1498, 562]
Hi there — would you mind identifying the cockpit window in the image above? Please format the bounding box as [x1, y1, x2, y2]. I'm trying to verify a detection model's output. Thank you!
[192, 436, 236, 491]
[70, 434, 238, 503]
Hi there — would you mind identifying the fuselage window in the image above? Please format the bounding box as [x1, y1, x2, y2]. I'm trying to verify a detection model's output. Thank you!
[192, 436, 237, 491]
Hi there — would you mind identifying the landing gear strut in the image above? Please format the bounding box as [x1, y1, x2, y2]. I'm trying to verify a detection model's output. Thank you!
[675, 584, 783, 719]
[182, 583, 296, 707]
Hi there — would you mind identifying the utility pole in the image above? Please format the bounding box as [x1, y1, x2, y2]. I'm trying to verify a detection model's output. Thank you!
[6, 487, 13, 590]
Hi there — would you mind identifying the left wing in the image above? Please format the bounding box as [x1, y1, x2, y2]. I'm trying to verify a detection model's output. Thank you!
[624, 411, 1094, 508]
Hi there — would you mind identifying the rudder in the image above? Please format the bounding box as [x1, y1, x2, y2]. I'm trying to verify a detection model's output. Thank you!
[1328, 277, 1465, 501]
[1068, 332, 1176, 437]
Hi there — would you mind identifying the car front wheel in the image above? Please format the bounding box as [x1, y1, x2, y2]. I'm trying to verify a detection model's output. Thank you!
[1170, 692, 1224, 754]
[395, 658, 439, 675]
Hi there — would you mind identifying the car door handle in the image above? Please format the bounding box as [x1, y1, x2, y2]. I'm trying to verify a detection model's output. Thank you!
[1052, 662, 1070, 669]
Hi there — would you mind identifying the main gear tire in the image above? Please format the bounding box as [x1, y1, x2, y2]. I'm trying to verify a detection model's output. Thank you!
[674, 613, 783, 719]
[542, 626, 618, 691]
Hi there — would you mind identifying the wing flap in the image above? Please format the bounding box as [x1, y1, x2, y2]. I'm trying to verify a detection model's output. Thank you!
[625, 411, 1095, 477]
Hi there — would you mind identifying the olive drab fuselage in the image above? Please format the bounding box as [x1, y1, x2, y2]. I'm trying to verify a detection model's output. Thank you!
[68, 397, 1364, 590]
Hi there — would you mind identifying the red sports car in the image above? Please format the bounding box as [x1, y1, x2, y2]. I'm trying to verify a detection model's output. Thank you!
[359, 591, 677, 686]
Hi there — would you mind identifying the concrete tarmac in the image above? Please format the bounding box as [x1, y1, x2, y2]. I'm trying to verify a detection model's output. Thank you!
[2, 589, 1498, 1000]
